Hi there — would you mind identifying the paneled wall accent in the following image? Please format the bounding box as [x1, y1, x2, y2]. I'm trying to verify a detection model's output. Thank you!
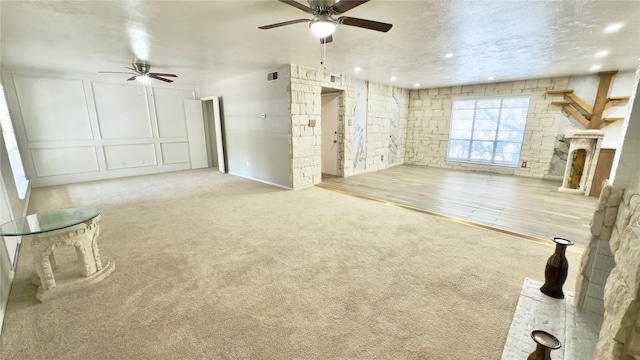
[4, 72, 200, 186]
[153, 87, 193, 138]
[31, 146, 99, 176]
[13, 76, 93, 142]
[406, 77, 569, 177]
[289, 65, 409, 189]
[103, 144, 156, 170]
[93, 83, 154, 139]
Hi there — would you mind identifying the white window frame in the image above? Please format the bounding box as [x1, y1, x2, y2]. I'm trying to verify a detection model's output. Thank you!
[447, 95, 530, 167]
[0, 82, 29, 199]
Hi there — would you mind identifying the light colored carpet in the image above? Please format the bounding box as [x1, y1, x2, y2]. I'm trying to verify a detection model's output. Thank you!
[0, 169, 580, 359]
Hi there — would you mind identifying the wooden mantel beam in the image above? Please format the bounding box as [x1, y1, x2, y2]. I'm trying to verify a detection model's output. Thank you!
[590, 70, 618, 129]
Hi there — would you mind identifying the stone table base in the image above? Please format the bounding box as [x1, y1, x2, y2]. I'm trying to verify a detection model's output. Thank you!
[30, 215, 114, 301]
[35, 257, 115, 301]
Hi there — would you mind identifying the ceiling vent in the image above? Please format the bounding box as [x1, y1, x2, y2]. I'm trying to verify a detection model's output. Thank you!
[267, 71, 279, 82]
[330, 74, 342, 85]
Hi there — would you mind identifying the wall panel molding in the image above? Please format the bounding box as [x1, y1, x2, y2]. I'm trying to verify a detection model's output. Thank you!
[3, 70, 200, 187]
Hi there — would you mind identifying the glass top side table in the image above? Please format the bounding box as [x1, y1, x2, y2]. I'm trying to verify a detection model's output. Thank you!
[0, 208, 100, 236]
[0, 207, 115, 301]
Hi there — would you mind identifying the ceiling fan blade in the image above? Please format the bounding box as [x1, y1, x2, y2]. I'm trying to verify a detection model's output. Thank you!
[149, 73, 178, 78]
[320, 35, 333, 44]
[332, 0, 370, 14]
[127, 76, 137, 81]
[259, 18, 310, 30]
[277, 0, 314, 14]
[338, 16, 392, 32]
[98, 71, 136, 74]
[149, 74, 173, 83]
[125, 67, 139, 72]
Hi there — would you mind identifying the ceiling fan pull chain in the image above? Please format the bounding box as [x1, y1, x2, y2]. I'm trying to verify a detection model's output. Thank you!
[320, 41, 327, 69]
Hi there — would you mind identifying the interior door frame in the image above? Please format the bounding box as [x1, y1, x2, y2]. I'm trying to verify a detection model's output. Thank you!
[200, 96, 227, 173]
[321, 92, 340, 176]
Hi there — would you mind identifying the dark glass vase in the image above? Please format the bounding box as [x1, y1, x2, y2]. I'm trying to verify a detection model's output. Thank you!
[527, 330, 561, 360]
[540, 237, 574, 299]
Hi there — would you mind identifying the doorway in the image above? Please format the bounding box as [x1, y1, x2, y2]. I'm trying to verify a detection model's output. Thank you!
[321, 90, 340, 176]
[200, 97, 227, 173]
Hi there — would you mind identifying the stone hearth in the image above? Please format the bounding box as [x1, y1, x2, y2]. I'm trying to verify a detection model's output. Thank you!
[502, 278, 601, 360]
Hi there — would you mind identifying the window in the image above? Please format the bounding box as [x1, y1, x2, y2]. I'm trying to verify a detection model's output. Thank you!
[447, 95, 530, 166]
[0, 82, 29, 199]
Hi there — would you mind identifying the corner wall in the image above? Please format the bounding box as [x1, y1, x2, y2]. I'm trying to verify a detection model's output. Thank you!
[289, 65, 409, 189]
[200, 66, 291, 188]
[405, 77, 569, 177]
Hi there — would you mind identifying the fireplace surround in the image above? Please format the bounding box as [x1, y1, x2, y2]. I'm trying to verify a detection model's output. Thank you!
[576, 181, 640, 358]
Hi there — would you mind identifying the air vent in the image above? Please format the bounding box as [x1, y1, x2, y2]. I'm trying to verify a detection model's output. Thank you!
[267, 71, 278, 82]
[330, 74, 342, 85]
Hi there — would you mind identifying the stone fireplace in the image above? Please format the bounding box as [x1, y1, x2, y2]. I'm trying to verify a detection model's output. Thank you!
[576, 181, 640, 359]
[558, 130, 604, 195]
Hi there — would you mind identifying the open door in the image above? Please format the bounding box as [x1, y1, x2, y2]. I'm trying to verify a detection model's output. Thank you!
[321, 92, 340, 176]
[185, 98, 227, 173]
[184, 100, 208, 169]
[211, 97, 226, 173]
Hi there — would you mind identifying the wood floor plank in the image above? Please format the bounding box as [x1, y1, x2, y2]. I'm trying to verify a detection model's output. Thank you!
[320, 165, 597, 248]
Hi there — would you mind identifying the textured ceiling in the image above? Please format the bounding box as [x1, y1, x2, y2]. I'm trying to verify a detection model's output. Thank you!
[1, 1, 639, 89]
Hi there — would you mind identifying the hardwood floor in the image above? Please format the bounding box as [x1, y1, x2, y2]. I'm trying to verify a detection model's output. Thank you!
[319, 165, 598, 248]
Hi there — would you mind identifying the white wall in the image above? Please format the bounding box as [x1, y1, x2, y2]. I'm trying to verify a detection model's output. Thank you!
[200, 66, 291, 188]
[611, 65, 640, 193]
[2, 70, 201, 187]
[566, 71, 636, 149]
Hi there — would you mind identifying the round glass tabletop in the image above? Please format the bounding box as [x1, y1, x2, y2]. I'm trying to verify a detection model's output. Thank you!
[0, 208, 100, 236]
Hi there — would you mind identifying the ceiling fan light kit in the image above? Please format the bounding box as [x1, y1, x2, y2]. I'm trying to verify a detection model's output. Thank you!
[309, 19, 336, 38]
[136, 74, 151, 84]
[259, 0, 392, 44]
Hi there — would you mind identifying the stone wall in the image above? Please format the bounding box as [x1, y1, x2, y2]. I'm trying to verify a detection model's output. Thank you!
[576, 182, 640, 359]
[289, 65, 352, 189]
[576, 181, 622, 315]
[405, 77, 569, 177]
[289, 64, 409, 189]
[549, 114, 581, 178]
[365, 82, 409, 173]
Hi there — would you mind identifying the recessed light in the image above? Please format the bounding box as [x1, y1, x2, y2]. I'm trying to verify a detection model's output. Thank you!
[390, 76, 397, 81]
[488, 77, 494, 80]
[414, 83, 420, 88]
[446, 52, 454, 58]
[604, 23, 622, 33]
[595, 50, 608, 58]
[590, 65, 601, 71]
[473, 67, 479, 71]
[353, 67, 362, 73]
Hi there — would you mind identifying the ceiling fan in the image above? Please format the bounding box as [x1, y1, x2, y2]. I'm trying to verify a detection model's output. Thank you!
[259, 0, 392, 43]
[98, 63, 178, 83]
